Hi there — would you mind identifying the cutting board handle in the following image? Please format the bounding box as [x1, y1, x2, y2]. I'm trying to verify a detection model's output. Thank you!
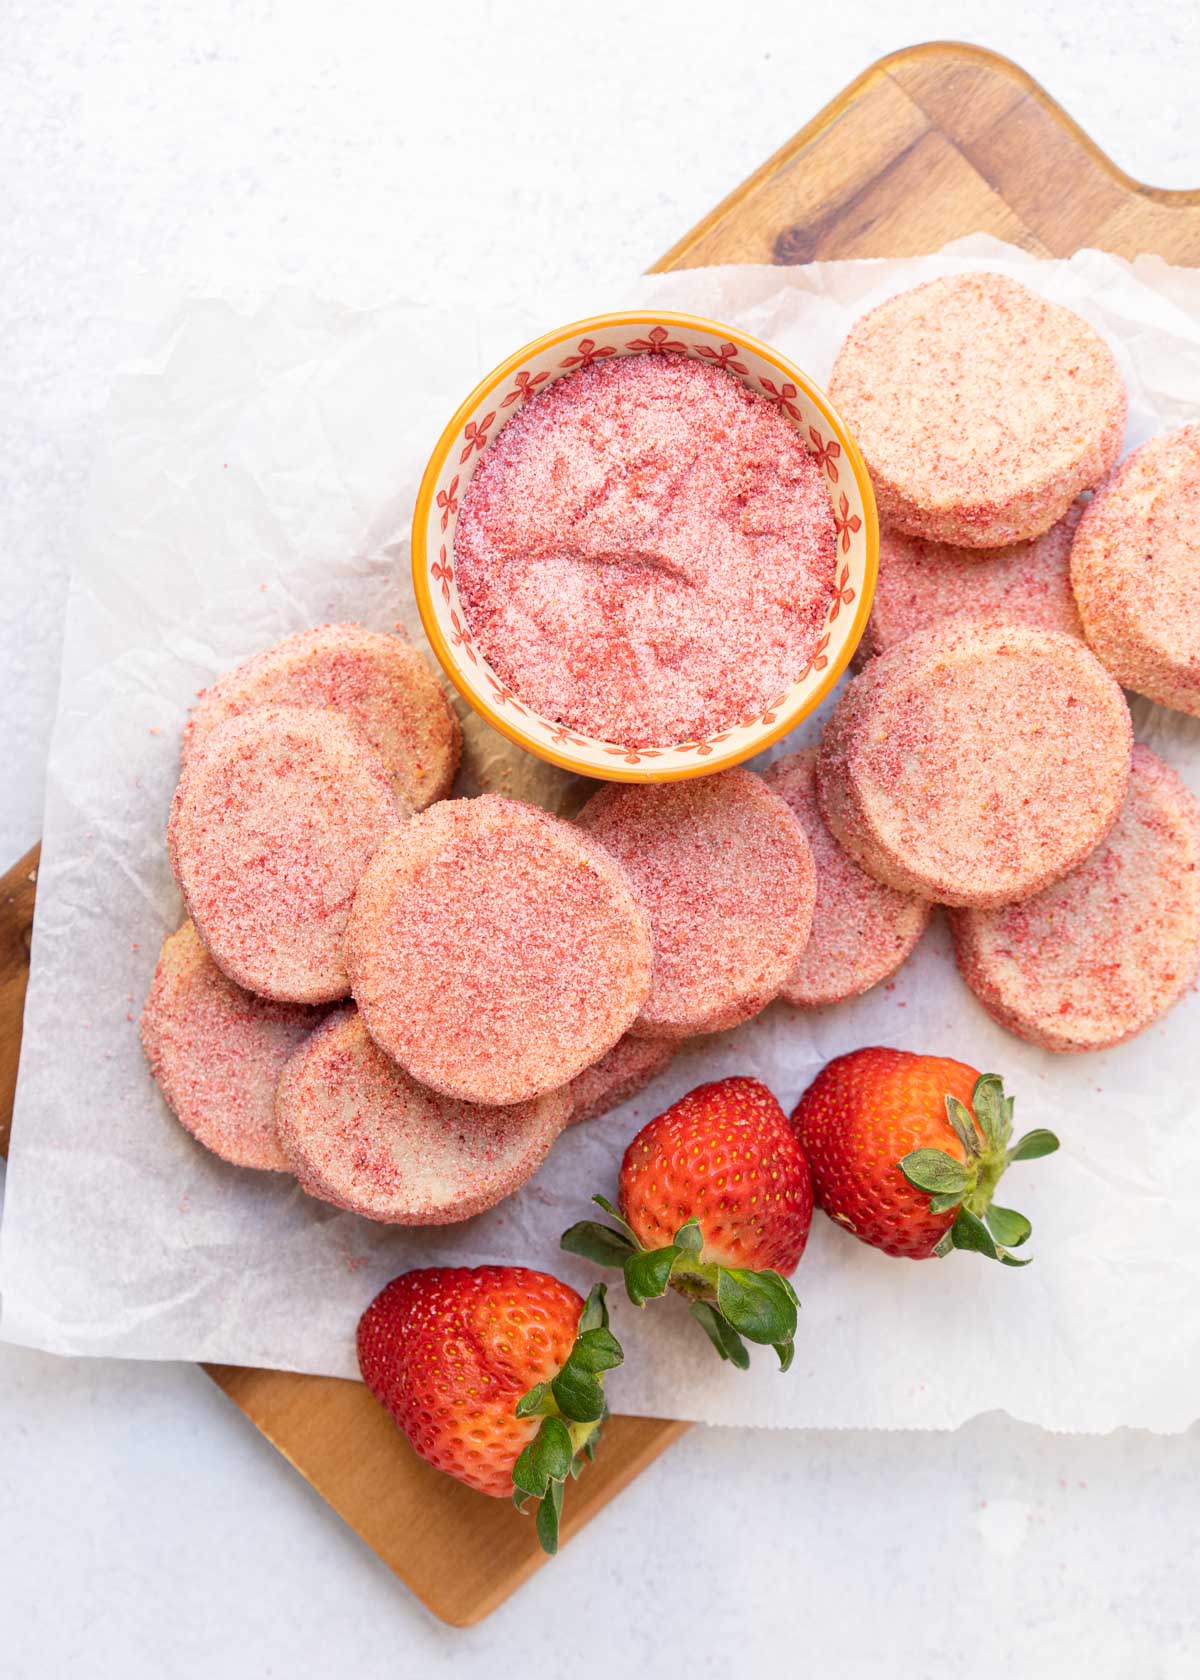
[1, 843, 40, 1158]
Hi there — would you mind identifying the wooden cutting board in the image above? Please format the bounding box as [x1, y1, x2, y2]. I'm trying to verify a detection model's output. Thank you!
[3, 41, 1199, 1628]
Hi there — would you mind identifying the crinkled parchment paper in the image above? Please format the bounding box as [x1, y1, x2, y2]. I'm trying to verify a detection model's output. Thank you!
[4, 238, 1200, 1431]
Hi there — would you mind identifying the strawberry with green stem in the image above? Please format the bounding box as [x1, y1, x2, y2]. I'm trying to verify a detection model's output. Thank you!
[791, 1047, 1059, 1263]
[357, 1265, 622, 1554]
[562, 1076, 812, 1371]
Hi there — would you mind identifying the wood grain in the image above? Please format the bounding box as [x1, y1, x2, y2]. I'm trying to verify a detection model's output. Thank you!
[655, 42, 1200, 271]
[3, 39, 1198, 1625]
[207, 1364, 688, 1626]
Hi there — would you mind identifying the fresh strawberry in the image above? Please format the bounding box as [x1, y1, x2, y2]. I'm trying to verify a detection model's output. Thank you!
[357, 1266, 622, 1553]
[562, 1076, 812, 1370]
[791, 1047, 1059, 1262]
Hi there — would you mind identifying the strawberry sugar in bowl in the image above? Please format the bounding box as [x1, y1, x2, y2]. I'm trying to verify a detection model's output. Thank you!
[413, 310, 878, 781]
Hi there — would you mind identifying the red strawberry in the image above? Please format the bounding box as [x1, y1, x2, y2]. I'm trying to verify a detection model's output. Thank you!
[562, 1076, 812, 1370]
[357, 1266, 622, 1552]
[791, 1047, 1059, 1263]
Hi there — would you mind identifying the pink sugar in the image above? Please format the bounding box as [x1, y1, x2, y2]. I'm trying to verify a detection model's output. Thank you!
[344, 796, 654, 1105]
[183, 625, 461, 812]
[140, 921, 324, 1171]
[276, 1008, 569, 1224]
[950, 745, 1200, 1051]
[565, 1033, 677, 1127]
[454, 355, 838, 746]
[576, 769, 816, 1038]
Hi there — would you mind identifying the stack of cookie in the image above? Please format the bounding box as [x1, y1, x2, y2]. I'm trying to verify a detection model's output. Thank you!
[828, 270, 1200, 1054]
[142, 629, 848, 1224]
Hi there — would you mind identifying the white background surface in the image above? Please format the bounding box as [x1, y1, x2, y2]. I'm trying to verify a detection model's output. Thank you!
[1, 3, 1198, 1675]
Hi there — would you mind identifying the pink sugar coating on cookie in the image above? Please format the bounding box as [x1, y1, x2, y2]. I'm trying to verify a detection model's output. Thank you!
[168, 704, 405, 1004]
[864, 504, 1084, 658]
[817, 619, 1132, 908]
[684, 987, 780, 1037]
[576, 768, 816, 1039]
[453, 354, 837, 747]
[762, 748, 930, 1006]
[565, 1034, 677, 1127]
[276, 1008, 570, 1222]
[950, 745, 1200, 1051]
[1070, 425, 1200, 716]
[140, 921, 324, 1170]
[183, 624, 461, 809]
[830, 272, 1126, 547]
[345, 796, 653, 1106]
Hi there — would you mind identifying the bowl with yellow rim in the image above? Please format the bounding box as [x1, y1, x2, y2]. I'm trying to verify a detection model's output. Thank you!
[412, 310, 878, 782]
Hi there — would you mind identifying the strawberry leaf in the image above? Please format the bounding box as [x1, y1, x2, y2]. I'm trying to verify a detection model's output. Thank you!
[985, 1204, 1032, 1248]
[522, 1290, 624, 1454]
[777, 1272, 801, 1310]
[928, 1190, 964, 1214]
[511, 1452, 548, 1502]
[674, 1217, 704, 1254]
[536, 1475, 564, 1555]
[534, 1415, 574, 1478]
[899, 1148, 969, 1196]
[552, 1362, 606, 1423]
[950, 1207, 999, 1258]
[932, 1229, 955, 1258]
[513, 1415, 573, 1500]
[774, 1338, 795, 1372]
[577, 1282, 611, 1334]
[1008, 1128, 1060, 1162]
[571, 1326, 623, 1373]
[945, 1095, 982, 1156]
[689, 1301, 750, 1369]
[715, 1267, 798, 1347]
[515, 1381, 554, 1418]
[624, 1244, 677, 1306]
[592, 1194, 640, 1244]
[560, 1221, 635, 1268]
[972, 1074, 1008, 1150]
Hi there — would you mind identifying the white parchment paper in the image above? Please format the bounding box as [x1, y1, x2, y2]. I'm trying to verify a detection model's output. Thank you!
[4, 238, 1200, 1432]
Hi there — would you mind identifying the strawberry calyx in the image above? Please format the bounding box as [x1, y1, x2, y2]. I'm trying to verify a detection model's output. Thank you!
[898, 1073, 1060, 1264]
[510, 1282, 622, 1554]
[561, 1198, 799, 1372]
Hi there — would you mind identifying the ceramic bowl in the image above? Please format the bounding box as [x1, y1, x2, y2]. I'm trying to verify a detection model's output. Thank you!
[413, 310, 877, 781]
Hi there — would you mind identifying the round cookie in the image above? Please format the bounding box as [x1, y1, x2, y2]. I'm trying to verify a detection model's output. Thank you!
[183, 624, 461, 809]
[816, 619, 1132, 908]
[169, 704, 404, 1004]
[762, 748, 930, 1006]
[140, 921, 323, 1170]
[345, 796, 652, 1106]
[575, 769, 816, 1039]
[950, 745, 1200, 1052]
[565, 1035, 677, 1127]
[1070, 426, 1200, 716]
[276, 1009, 570, 1222]
[830, 272, 1126, 546]
[863, 505, 1084, 659]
